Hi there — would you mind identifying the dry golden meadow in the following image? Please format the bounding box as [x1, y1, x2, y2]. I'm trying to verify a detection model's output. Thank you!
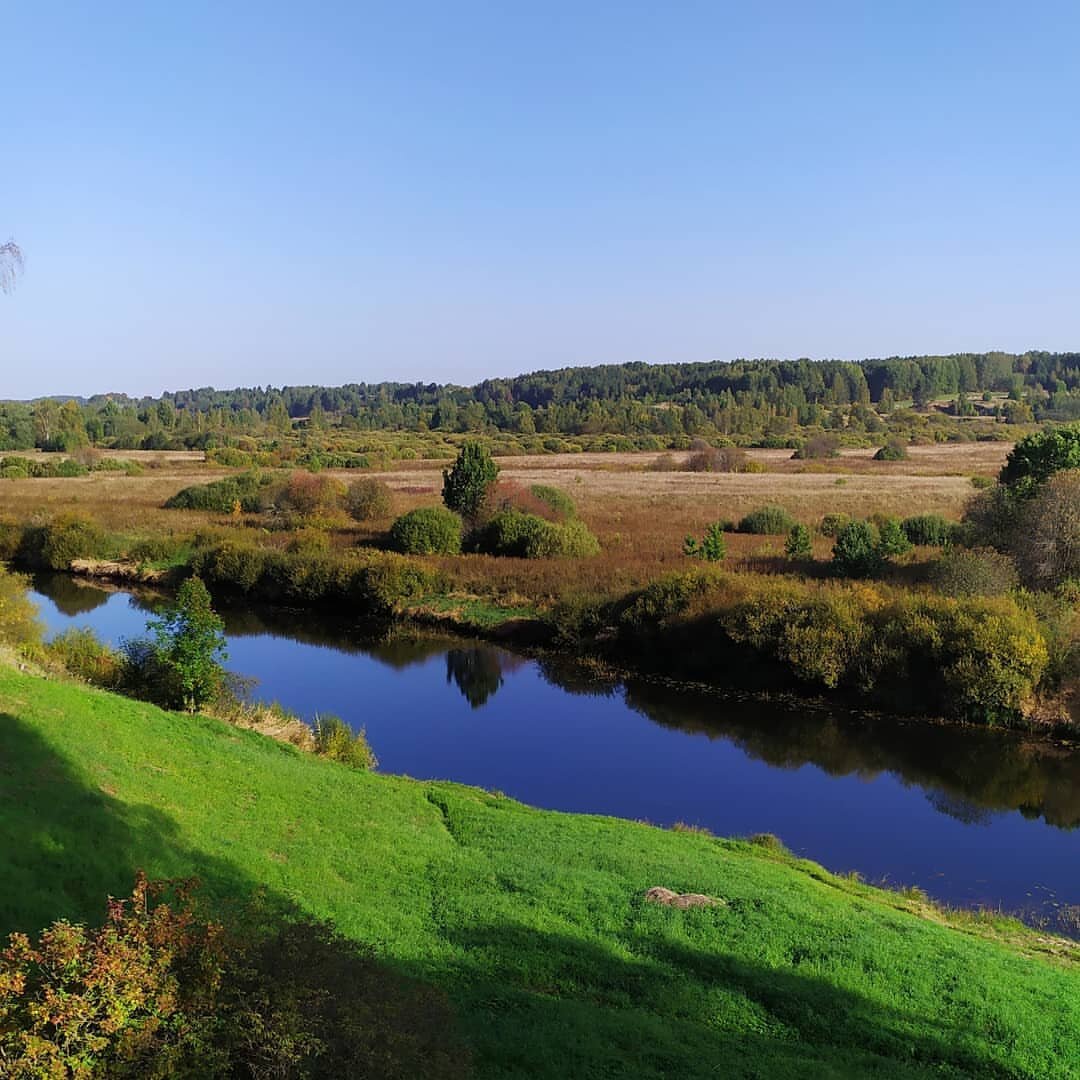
[0, 442, 1011, 602]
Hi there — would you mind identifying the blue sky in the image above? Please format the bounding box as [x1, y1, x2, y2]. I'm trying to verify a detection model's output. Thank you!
[3, 2, 1079, 398]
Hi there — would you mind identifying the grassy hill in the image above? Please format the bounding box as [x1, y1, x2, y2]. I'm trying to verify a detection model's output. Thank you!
[1, 664, 1079, 1078]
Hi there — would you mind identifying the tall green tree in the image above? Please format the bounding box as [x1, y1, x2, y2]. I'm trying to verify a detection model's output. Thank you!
[442, 442, 499, 519]
[148, 577, 228, 712]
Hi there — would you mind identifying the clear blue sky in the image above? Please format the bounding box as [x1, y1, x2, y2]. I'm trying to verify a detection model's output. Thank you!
[3, 2, 1079, 398]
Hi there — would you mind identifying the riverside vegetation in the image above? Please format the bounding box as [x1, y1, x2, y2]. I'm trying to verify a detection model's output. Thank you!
[2, 426, 1080, 726]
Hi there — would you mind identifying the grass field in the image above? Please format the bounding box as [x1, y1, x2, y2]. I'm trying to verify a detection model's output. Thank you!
[1, 662, 1078, 1078]
[0, 442, 1010, 603]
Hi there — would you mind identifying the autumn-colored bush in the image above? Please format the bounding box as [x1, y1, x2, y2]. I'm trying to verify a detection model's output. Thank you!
[0, 875, 470, 1079]
[345, 477, 394, 521]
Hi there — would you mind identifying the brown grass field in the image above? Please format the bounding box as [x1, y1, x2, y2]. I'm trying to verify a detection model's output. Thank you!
[0, 442, 1011, 602]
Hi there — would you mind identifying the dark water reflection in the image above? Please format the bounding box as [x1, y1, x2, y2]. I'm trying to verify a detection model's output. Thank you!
[28, 574, 1080, 933]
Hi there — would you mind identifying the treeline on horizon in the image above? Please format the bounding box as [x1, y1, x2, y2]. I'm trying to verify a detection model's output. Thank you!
[4, 349, 1080, 452]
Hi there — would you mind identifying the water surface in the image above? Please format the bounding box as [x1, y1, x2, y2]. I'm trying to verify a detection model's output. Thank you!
[30, 574, 1080, 933]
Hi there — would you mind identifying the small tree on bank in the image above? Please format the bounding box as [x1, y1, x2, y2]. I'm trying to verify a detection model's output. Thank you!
[442, 443, 498, 520]
[148, 576, 228, 711]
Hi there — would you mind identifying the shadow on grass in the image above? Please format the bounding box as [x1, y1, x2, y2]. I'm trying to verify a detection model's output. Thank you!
[421, 923, 1019, 1080]
[0, 711, 279, 935]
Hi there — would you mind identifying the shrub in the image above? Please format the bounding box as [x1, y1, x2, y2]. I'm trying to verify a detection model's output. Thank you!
[877, 518, 913, 557]
[345, 477, 394, 521]
[313, 713, 378, 769]
[738, 505, 796, 534]
[40, 515, 110, 570]
[683, 522, 727, 561]
[47, 627, 121, 686]
[442, 442, 498, 519]
[390, 507, 463, 555]
[685, 442, 748, 473]
[873, 440, 909, 461]
[819, 512, 851, 538]
[165, 473, 267, 513]
[831, 521, 883, 577]
[792, 434, 840, 460]
[0, 876, 469, 1079]
[194, 538, 268, 593]
[929, 548, 1019, 597]
[1012, 469, 1080, 589]
[471, 509, 599, 558]
[999, 423, 1080, 494]
[529, 483, 577, 519]
[54, 457, 89, 477]
[785, 523, 813, 559]
[901, 514, 954, 547]
[280, 471, 346, 518]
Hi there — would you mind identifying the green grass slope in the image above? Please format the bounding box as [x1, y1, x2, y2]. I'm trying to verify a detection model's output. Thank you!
[1, 665, 1079, 1079]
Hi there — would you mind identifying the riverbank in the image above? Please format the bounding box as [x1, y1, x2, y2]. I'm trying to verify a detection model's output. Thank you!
[2, 661, 1079, 1077]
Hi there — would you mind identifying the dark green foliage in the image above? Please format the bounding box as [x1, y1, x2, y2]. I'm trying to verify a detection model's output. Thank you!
[999, 424, 1080, 494]
[39, 516, 111, 570]
[189, 538, 438, 614]
[390, 507, 463, 555]
[785, 523, 813, 559]
[738, 505, 796, 534]
[877, 518, 913, 557]
[470, 509, 599, 558]
[683, 522, 727, 561]
[831, 521, 883, 577]
[529, 484, 577, 520]
[901, 514, 955, 547]
[313, 713, 378, 770]
[147, 576, 228, 711]
[873, 439, 909, 461]
[165, 472, 269, 513]
[442, 442, 498, 519]
[928, 548, 1020, 598]
[345, 477, 393, 521]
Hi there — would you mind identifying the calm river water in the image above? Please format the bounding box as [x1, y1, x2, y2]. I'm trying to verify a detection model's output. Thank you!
[29, 574, 1080, 934]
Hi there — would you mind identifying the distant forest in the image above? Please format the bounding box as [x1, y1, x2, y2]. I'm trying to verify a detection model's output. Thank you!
[4, 351, 1080, 452]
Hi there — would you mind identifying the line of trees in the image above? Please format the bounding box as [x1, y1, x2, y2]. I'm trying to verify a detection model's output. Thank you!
[6, 350, 1080, 451]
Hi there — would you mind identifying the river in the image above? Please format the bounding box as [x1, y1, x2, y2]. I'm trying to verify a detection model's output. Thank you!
[29, 573, 1080, 935]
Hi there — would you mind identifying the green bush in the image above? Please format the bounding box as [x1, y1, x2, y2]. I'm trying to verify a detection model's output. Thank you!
[901, 514, 955, 547]
[389, 507, 463, 555]
[877, 518, 913, 557]
[165, 472, 268, 513]
[738, 505, 796, 535]
[873, 440, 909, 461]
[346, 477, 394, 521]
[470, 509, 599, 558]
[831, 521, 882, 577]
[40, 516, 110, 570]
[47, 627, 121, 687]
[529, 483, 577, 520]
[785, 524, 813, 559]
[313, 713, 378, 769]
[684, 522, 727, 561]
